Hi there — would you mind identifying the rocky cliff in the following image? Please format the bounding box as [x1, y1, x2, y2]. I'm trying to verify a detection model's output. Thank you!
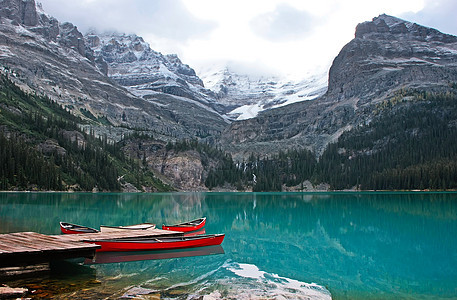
[86, 32, 224, 112]
[0, 0, 227, 142]
[0, 0, 234, 191]
[328, 14, 457, 102]
[121, 139, 216, 191]
[220, 14, 457, 160]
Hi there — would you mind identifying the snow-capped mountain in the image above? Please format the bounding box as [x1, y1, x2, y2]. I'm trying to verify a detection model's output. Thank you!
[0, 0, 228, 140]
[0, 0, 328, 142]
[199, 66, 327, 120]
[86, 32, 220, 110]
[87, 31, 328, 121]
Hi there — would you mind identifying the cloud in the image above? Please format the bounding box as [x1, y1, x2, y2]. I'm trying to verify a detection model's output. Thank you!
[39, 0, 217, 41]
[249, 3, 316, 42]
[400, 0, 457, 36]
[37, 0, 453, 80]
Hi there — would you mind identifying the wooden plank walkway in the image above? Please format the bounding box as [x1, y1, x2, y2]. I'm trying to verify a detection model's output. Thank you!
[0, 232, 100, 267]
[0, 229, 182, 267]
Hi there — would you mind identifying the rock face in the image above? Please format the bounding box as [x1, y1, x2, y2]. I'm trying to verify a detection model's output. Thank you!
[85, 32, 230, 138]
[155, 150, 206, 191]
[0, 0, 38, 26]
[86, 32, 223, 113]
[0, 0, 227, 142]
[328, 14, 457, 102]
[0, 0, 227, 190]
[220, 14, 457, 160]
[121, 139, 209, 191]
[0, 0, 90, 58]
[59, 22, 86, 56]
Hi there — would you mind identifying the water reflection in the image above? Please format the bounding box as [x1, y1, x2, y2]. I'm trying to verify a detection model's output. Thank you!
[1, 192, 457, 299]
[85, 245, 224, 264]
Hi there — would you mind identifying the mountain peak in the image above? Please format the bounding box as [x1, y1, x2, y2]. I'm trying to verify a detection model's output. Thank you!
[88, 31, 152, 57]
[373, 14, 409, 27]
[0, 0, 39, 26]
[355, 14, 457, 43]
[355, 14, 412, 38]
[328, 14, 457, 101]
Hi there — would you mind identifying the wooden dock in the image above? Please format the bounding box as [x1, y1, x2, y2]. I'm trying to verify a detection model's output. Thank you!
[0, 229, 181, 267]
[0, 232, 99, 267]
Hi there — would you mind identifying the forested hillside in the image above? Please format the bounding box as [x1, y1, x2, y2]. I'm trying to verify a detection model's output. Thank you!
[318, 90, 457, 190]
[203, 89, 457, 191]
[0, 74, 171, 191]
[2, 70, 457, 192]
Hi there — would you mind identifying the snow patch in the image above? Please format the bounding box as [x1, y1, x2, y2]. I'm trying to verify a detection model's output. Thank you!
[229, 103, 263, 120]
[205, 65, 328, 120]
[0, 45, 14, 57]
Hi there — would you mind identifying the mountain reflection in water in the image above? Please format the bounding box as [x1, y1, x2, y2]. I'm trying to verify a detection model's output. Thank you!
[1, 192, 456, 299]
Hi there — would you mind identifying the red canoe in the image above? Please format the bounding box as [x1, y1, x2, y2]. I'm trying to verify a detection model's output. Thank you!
[85, 233, 225, 252]
[162, 217, 206, 232]
[60, 222, 99, 234]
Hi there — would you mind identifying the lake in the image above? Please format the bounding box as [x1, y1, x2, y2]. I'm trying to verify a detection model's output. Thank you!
[1, 192, 456, 299]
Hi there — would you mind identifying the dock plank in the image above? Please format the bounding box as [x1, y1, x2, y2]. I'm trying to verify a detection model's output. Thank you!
[0, 235, 44, 252]
[0, 240, 30, 253]
[0, 233, 65, 251]
[14, 232, 90, 250]
[0, 232, 100, 267]
[0, 240, 33, 252]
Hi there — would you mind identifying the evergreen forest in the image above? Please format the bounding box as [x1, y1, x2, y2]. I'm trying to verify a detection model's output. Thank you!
[0, 75, 171, 191]
[203, 90, 457, 191]
[1, 72, 457, 192]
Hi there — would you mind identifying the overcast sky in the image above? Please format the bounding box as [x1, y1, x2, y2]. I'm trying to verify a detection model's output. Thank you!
[38, 0, 457, 80]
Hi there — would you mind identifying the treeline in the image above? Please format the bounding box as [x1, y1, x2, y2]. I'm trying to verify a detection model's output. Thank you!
[201, 90, 457, 191]
[167, 139, 317, 191]
[208, 149, 317, 192]
[3, 69, 457, 191]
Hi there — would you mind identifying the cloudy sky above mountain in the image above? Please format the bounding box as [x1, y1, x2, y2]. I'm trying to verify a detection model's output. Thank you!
[38, 0, 457, 79]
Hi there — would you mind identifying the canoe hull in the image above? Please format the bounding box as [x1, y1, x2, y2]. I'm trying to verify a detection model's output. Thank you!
[100, 223, 156, 233]
[87, 234, 225, 252]
[162, 217, 206, 232]
[60, 222, 99, 234]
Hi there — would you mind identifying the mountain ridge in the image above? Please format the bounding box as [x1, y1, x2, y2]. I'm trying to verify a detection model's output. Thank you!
[0, 0, 229, 143]
[220, 14, 457, 160]
[328, 14, 457, 101]
[2, 3, 457, 191]
[86, 31, 220, 107]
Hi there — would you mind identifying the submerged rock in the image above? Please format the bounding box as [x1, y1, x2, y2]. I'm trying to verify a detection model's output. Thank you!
[0, 284, 28, 298]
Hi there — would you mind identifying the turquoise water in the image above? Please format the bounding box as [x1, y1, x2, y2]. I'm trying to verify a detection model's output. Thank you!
[1, 192, 457, 299]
